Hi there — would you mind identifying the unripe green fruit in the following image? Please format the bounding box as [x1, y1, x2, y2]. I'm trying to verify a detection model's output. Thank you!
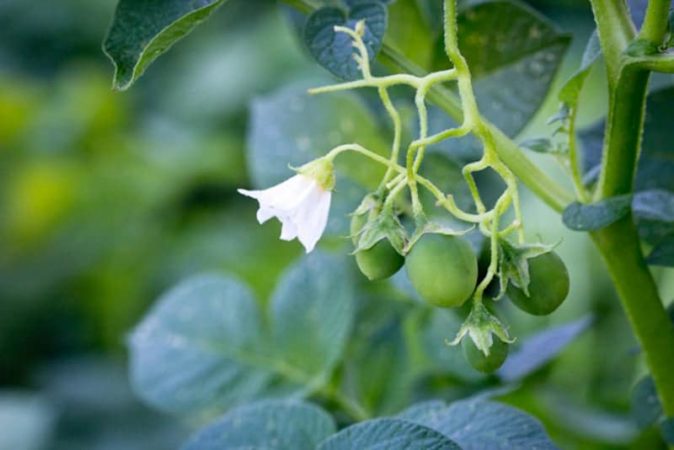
[462, 337, 509, 373]
[355, 240, 404, 281]
[405, 234, 478, 308]
[507, 251, 569, 316]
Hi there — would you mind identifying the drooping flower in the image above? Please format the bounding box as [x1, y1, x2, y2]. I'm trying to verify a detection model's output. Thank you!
[238, 157, 335, 253]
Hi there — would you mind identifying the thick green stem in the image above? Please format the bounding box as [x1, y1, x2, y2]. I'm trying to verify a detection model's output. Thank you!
[592, 219, 674, 417]
[596, 67, 650, 198]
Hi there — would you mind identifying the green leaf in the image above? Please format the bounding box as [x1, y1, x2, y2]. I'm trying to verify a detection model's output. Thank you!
[647, 237, 674, 267]
[520, 137, 562, 155]
[402, 399, 559, 449]
[662, 417, 674, 444]
[385, 0, 436, 68]
[497, 316, 593, 382]
[129, 275, 273, 416]
[558, 30, 601, 105]
[562, 195, 632, 231]
[318, 418, 461, 450]
[181, 400, 336, 450]
[247, 81, 388, 236]
[451, 0, 571, 136]
[631, 376, 663, 429]
[304, 4, 387, 81]
[270, 252, 356, 392]
[341, 296, 415, 415]
[129, 252, 356, 417]
[420, 309, 484, 382]
[103, 0, 228, 90]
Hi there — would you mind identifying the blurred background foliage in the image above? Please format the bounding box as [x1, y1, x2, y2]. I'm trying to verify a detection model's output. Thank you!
[0, 0, 673, 449]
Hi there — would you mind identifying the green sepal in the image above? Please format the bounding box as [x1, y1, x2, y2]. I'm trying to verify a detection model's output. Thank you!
[351, 195, 407, 255]
[404, 220, 473, 254]
[448, 302, 514, 356]
[497, 240, 557, 299]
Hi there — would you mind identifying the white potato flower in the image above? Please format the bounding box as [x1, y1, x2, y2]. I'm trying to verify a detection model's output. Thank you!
[238, 158, 335, 253]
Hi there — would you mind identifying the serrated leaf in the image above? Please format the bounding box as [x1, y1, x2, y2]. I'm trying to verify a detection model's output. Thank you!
[562, 196, 632, 231]
[318, 418, 461, 450]
[129, 252, 355, 417]
[304, 4, 387, 81]
[630, 376, 663, 429]
[103, 0, 228, 90]
[453, 0, 570, 136]
[647, 236, 674, 267]
[497, 316, 593, 382]
[403, 399, 559, 449]
[181, 400, 335, 450]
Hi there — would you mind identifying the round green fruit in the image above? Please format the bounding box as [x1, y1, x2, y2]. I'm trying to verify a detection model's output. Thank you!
[507, 251, 569, 316]
[462, 337, 509, 373]
[405, 234, 478, 308]
[355, 240, 404, 281]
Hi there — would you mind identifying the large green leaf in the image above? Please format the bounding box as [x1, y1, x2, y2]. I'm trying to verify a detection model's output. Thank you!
[270, 252, 356, 393]
[181, 400, 336, 450]
[129, 252, 356, 417]
[450, 0, 570, 136]
[129, 275, 273, 416]
[401, 399, 559, 449]
[318, 418, 461, 450]
[103, 0, 228, 90]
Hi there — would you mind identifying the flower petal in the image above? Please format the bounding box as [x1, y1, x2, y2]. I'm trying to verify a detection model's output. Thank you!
[280, 218, 298, 241]
[256, 206, 276, 224]
[295, 189, 331, 253]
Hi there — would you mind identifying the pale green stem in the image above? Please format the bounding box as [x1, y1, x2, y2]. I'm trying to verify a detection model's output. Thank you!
[639, 0, 672, 45]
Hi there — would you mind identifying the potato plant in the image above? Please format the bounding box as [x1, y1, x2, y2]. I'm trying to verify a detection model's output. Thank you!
[102, 0, 674, 448]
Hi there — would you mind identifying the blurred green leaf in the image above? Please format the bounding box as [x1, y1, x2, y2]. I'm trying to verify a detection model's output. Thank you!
[318, 418, 461, 450]
[270, 252, 356, 393]
[129, 252, 356, 417]
[498, 316, 593, 382]
[401, 398, 558, 449]
[647, 237, 674, 267]
[662, 417, 674, 444]
[129, 274, 273, 417]
[386, 0, 435, 68]
[340, 293, 414, 415]
[631, 376, 662, 429]
[304, 3, 387, 81]
[181, 400, 335, 450]
[103, 0, 229, 90]
[562, 196, 632, 231]
[558, 30, 600, 106]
